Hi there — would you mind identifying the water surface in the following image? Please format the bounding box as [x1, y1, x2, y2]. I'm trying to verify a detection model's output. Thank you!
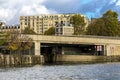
[0, 63, 120, 80]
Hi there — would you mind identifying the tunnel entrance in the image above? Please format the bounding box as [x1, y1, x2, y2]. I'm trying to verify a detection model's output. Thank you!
[62, 45, 104, 55]
[41, 43, 105, 63]
[41, 46, 53, 63]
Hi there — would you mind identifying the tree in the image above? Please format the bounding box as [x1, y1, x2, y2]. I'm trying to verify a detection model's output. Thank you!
[5, 29, 33, 64]
[119, 21, 120, 32]
[44, 27, 55, 35]
[86, 10, 120, 36]
[22, 27, 36, 34]
[102, 10, 120, 36]
[70, 14, 86, 35]
[0, 33, 9, 46]
[6, 30, 33, 55]
[86, 18, 108, 36]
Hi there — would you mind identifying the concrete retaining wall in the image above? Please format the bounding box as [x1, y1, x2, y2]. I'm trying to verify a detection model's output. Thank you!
[54, 55, 120, 63]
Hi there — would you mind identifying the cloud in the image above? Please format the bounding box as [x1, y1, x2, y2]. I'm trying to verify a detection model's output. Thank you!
[44, 0, 120, 19]
[0, 8, 17, 21]
[20, 4, 56, 16]
[116, 0, 120, 5]
[77, 0, 120, 19]
[0, 0, 56, 25]
[44, 0, 80, 13]
[0, 0, 120, 25]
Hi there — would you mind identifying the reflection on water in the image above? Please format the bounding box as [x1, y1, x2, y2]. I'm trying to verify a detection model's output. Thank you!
[0, 63, 120, 80]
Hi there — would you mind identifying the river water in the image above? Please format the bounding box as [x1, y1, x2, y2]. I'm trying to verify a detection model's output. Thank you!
[0, 63, 120, 80]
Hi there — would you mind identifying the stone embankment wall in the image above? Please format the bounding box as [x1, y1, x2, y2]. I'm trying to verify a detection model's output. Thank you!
[0, 55, 44, 66]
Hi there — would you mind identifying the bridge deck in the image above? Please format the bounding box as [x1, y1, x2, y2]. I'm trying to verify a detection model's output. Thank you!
[27, 35, 120, 45]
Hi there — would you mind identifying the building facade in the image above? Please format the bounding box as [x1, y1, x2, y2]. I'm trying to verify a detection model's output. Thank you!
[0, 25, 20, 33]
[55, 21, 74, 36]
[0, 21, 6, 28]
[55, 26, 74, 36]
[20, 14, 89, 34]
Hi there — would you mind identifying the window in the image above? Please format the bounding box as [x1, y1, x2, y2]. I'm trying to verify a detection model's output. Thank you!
[55, 21, 59, 27]
[25, 22, 27, 25]
[21, 22, 22, 25]
[37, 16, 39, 20]
[56, 29, 58, 32]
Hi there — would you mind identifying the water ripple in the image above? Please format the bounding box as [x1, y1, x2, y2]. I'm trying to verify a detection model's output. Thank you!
[0, 63, 120, 80]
